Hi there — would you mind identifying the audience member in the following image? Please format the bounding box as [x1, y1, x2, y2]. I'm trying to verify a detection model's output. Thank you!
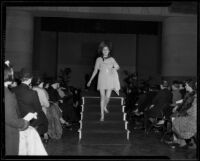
[4, 61, 29, 155]
[133, 85, 159, 116]
[144, 80, 172, 131]
[169, 80, 197, 148]
[46, 79, 71, 127]
[32, 76, 50, 142]
[171, 81, 182, 106]
[11, 69, 48, 140]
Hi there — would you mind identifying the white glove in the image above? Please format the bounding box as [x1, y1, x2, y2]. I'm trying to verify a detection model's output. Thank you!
[176, 99, 183, 104]
[23, 112, 37, 121]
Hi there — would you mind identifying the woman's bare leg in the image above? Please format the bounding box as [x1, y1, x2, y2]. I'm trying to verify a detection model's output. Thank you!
[104, 89, 112, 113]
[100, 89, 105, 121]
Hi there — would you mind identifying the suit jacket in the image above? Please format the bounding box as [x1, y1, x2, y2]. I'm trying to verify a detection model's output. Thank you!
[12, 84, 48, 135]
[139, 91, 157, 111]
[12, 83, 42, 117]
[5, 87, 28, 155]
[151, 88, 172, 114]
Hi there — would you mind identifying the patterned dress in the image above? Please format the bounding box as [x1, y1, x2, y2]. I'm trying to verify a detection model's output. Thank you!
[172, 94, 197, 139]
[95, 57, 120, 94]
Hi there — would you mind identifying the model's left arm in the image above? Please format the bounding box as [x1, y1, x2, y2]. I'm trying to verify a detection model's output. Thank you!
[112, 58, 120, 70]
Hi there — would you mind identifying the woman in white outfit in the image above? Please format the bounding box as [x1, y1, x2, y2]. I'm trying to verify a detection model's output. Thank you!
[87, 41, 120, 121]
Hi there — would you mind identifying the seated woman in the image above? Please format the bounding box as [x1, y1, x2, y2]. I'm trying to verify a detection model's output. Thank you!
[45, 79, 71, 127]
[168, 80, 197, 148]
[60, 86, 80, 124]
[31, 77, 50, 142]
[172, 80, 196, 115]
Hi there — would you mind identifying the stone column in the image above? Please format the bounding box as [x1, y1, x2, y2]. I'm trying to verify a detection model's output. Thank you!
[5, 8, 34, 71]
[161, 16, 197, 78]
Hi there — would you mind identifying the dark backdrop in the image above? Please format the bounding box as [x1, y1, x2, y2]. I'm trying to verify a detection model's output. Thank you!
[33, 17, 162, 87]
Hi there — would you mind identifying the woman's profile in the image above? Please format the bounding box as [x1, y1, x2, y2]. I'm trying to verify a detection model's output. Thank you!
[87, 41, 120, 121]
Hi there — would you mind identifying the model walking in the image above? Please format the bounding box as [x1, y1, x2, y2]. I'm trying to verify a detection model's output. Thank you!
[87, 41, 120, 121]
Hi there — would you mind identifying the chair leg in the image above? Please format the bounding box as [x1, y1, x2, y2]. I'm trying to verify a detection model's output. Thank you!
[146, 125, 153, 135]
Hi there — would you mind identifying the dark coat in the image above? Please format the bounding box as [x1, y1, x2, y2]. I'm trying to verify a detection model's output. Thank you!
[11, 84, 42, 117]
[46, 86, 61, 103]
[149, 88, 172, 117]
[12, 83, 48, 135]
[5, 87, 28, 155]
[138, 91, 157, 112]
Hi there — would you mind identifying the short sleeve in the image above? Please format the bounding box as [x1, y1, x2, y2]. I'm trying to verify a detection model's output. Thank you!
[94, 57, 101, 70]
[112, 58, 119, 69]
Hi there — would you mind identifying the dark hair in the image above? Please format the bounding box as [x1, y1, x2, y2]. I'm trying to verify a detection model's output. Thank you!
[19, 68, 33, 82]
[31, 76, 43, 87]
[186, 79, 196, 91]
[172, 80, 180, 88]
[98, 40, 112, 58]
[49, 79, 60, 85]
[4, 63, 13, 82]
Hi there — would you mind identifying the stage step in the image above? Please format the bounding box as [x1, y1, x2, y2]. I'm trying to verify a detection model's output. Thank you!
[82, 97, 124, 105]
[81, 112, 127, 121]
[82, 104, 124, 113]
[81, 121, 126, 131]
[79, 95, 130, 145]
[79, 132, 130, 145]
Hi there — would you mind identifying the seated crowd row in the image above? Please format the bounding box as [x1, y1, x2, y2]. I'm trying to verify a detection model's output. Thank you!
[125, 79, 197, 149]
[4, 61, 82, 155]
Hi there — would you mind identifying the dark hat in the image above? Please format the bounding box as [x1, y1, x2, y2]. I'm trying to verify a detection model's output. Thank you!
[19, 68, 33, 81]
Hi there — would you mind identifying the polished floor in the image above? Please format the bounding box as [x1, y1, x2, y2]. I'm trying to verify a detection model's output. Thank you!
[44, 124, 197, 160]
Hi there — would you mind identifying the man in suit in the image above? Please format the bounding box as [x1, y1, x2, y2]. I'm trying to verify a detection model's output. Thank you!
[134, 85, 159, 116]
[144, 80, 172, 131]
[12, 70, 48, 138]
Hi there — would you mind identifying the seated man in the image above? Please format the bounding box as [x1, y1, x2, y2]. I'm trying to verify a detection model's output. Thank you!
[133, 85, 158, 116]
[12, 69, 48, 139]
[144, 80, 172, 131]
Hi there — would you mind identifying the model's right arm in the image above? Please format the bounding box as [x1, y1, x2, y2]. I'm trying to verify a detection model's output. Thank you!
[88, 58, 100, 86]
